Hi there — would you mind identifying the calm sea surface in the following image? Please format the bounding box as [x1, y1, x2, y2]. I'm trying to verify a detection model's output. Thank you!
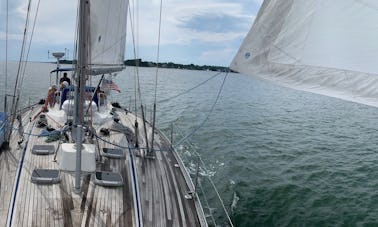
[2, 62, 378, 226]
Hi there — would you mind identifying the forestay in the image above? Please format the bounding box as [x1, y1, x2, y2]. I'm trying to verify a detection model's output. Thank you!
[88, 0, 128, 73]
[231, 0, 378, 107]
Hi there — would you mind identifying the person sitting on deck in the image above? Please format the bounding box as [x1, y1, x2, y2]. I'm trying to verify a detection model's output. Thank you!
[59, 81, 69, 91]
[45, 85, 57, 109]
[33, 85, 57, 119]
[59, 72, 71, 85]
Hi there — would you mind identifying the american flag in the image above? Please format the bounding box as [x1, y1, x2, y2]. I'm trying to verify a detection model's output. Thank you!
[103, 79, 121, 93]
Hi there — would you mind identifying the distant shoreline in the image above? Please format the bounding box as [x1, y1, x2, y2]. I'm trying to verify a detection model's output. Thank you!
[56, 59, 230, 72]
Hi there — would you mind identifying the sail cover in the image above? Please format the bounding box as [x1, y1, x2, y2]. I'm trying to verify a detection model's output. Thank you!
[89, 0, 128, 68]
[231, 0, 378, 106]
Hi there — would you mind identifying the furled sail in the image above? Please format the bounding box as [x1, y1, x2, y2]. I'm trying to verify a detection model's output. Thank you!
[231, 0, 378, 107]
[88, 0, 128, 74]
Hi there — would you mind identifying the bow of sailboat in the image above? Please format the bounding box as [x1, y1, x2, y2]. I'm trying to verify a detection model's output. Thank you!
[0, 0, 209, 226]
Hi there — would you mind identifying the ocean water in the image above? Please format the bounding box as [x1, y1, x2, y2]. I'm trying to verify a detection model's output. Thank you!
[2, 62, 378, 226]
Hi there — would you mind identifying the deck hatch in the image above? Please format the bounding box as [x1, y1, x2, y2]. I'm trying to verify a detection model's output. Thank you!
[31, 169, 60, 184]
[94, 171, 123, 187]
[32, 144, 55, 155]
[102, 148, 125, 159]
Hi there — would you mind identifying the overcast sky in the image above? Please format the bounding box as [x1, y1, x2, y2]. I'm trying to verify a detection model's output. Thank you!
[0, 0, 262, 66]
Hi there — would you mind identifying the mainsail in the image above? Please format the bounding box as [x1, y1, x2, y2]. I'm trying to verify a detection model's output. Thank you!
[231, 0, 378, 106]
[88, 0, 128, 74]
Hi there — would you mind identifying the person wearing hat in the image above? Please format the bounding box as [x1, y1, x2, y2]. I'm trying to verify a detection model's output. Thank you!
[60, 81, 69, 90]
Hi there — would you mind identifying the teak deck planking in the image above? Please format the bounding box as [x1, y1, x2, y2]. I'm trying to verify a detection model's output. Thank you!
[0, 105, 205, 227]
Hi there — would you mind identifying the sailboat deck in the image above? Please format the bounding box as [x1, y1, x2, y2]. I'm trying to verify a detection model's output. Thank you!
[0, 105, 205, 226]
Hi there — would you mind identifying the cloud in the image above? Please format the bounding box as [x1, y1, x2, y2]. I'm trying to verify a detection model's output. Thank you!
[199, 48, 237, 66]
[0, 0, 261, 65]
[180, 14, 249, 33]
[0, 0, 77, 44]
[0, 0, 31, 38]
[0, 31, 22, 40]
[29, 0, 77, 44]
[130, 0, 254, 46]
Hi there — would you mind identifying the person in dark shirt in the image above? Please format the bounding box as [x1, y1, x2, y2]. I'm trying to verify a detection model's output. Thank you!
[59, 72, 71, 85]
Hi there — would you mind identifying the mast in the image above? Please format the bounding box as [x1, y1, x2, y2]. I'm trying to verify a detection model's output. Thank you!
[74, 0, 89, 194]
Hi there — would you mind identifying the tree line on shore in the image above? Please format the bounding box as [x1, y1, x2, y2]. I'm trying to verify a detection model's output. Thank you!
[124, 59, 229, 72]
[59, 59, 229, 72]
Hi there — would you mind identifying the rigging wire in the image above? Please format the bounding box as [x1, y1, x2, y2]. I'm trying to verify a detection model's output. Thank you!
[165, 70, 233, 225]
[73, 0, 80, 73]
[170, 71, 234, 225]
[151, 0, 164, 151]
[8, 0, 33, 141]
[158, 71, 223, 104]
[178, 127, 234, 226]
[174, 71, 229, 147]
[128, 1, 140, 115]
[175, 125, 234, 226]
[2, 0, 9, 143]
[198, 179, 217, 226]
[128, 0, 151, 150]
[19, 0, 41, 94]
[153, 0, 163, 103]
[4, 0, 9, 106]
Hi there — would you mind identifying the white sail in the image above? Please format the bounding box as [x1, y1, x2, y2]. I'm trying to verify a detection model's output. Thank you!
[89, 0, 128, 68]
[231, 0, 378, 107]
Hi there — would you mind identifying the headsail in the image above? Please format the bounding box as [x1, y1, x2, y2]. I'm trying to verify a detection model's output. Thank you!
[88, 0, 128, 74]
[231, 0, 378, 107]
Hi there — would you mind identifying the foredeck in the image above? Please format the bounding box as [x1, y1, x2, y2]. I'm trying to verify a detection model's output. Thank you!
[0, 105, 206, 227]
